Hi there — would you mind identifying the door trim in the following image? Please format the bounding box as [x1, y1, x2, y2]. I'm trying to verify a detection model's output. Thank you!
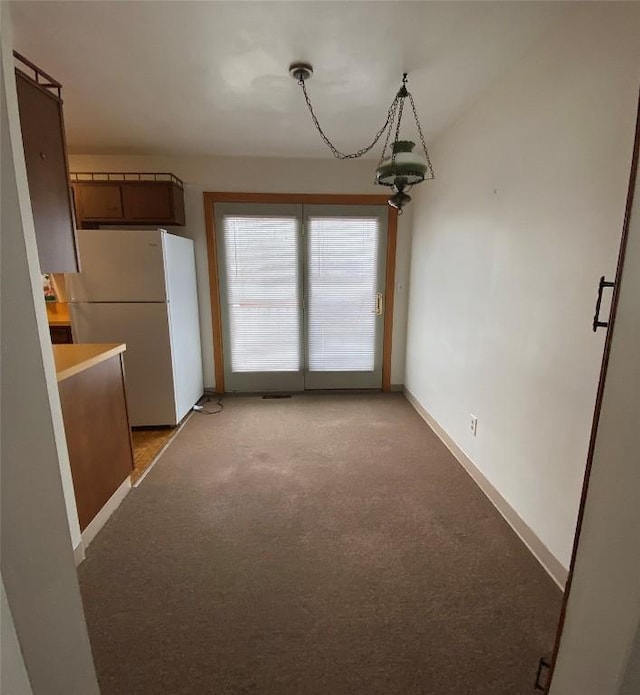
[204, 192, 398, 393]
[382, 208, 397, 392]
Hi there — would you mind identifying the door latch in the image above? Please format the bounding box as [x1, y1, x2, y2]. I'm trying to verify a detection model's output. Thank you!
[374, 292, 384, 316]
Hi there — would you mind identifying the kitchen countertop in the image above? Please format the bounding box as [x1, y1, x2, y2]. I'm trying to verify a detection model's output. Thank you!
[46, 302, 71, 327]
[53, 343, 126, 382]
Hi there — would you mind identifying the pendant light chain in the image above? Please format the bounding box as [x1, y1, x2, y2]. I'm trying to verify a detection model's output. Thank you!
[408, 92, 435, 180]
[298, 77, 400, 160]
[291, 64, 434, 212]
[374, 97, 400, 182]
[390, 94, 406, 168]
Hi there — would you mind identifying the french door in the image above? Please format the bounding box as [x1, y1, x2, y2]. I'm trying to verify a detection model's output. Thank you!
[215, 202, 388, 392]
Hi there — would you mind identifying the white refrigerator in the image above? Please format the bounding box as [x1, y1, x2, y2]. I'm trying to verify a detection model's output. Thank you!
[67, 229, 203, 427]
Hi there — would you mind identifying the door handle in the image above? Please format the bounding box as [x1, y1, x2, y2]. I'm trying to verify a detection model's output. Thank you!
[592, 276, 615, 332]
[374, 292, 384, 316]
[534, 656, 551, 691]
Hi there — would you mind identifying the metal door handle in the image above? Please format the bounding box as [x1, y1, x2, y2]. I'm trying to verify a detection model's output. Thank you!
[592, 276, 615, 332]
[374, 292, 384, 316]
[535, 657, 550, 691]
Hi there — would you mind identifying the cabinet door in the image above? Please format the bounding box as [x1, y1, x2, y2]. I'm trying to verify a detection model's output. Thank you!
[71, 179, 186, 227]
[170, 182, 186, 225]
[16, 73, 79, 272]
[75, 183, 123, 220]
[122, 182, 173, 222]
[58, 354, 133, 531]
[49, 326, 73, 344]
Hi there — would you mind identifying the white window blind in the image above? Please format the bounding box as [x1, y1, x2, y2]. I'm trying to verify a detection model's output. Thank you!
[307, 216, 379, 372]
[222, 215, 301, 372]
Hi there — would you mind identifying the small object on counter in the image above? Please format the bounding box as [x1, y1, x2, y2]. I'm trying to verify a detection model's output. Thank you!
[43, 273, 57, 302]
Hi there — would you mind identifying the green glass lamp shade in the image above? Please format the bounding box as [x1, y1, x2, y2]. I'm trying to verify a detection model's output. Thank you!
[375, 140, 428, 187]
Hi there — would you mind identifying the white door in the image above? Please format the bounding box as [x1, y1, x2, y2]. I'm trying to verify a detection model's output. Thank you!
[215, 203, 388, 392]
[66, 229, 168, 302]
[215, 204, 304, 392]
[163, 234, 204, 422]
[70, 302, 178, 426]
[303, 205, 387, 390]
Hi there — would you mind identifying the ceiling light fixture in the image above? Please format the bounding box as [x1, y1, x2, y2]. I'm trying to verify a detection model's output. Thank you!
[290, 63, 434, 213]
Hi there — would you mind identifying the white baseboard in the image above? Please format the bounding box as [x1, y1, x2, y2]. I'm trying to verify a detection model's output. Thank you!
[80, 477, 132, 552]
[390, 383, 404, 392]
[404, 388, 568, 590]
[73, 541, 85, 567]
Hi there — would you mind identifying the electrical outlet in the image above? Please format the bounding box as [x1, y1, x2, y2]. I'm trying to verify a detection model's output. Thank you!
[470, 414, 478, 437]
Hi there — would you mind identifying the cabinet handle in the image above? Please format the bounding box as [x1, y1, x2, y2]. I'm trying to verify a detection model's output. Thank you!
[39, 151, 47, 160]
[592, 275, 615, 332]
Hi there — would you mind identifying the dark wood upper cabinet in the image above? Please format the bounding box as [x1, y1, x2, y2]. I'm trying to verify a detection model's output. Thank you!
[15, 52, 79, 273]
[71, 173, 186, 227]
[122, 182, 173, 221]
[75, 184, 123, 220]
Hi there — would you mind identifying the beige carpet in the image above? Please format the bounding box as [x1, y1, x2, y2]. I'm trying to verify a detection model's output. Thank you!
[78, 393, 561, 695]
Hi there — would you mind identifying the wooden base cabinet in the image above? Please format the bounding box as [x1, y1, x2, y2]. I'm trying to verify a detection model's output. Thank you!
[57, 350, 133, 531]
[50, 325, 73, 344]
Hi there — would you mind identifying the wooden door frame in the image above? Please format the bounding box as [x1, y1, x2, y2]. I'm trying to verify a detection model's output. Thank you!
[203, 192, 398, 393]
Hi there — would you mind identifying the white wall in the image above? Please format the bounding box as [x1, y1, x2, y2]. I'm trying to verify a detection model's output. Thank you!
[404, 3, 640, 570]
[620, 620, 640, 695]
[3, 21, 83, 558]
[1, 577, 33, 695]
[550, 90, 640, 695]
[1, 7, 98, 692]
[68, 153, 412, 389]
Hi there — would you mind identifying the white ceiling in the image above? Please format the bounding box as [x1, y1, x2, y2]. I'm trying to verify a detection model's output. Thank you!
[10, 1, 571, 159]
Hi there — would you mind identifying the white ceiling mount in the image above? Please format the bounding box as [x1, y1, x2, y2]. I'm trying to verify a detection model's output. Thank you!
[289, 62, 313, 82]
